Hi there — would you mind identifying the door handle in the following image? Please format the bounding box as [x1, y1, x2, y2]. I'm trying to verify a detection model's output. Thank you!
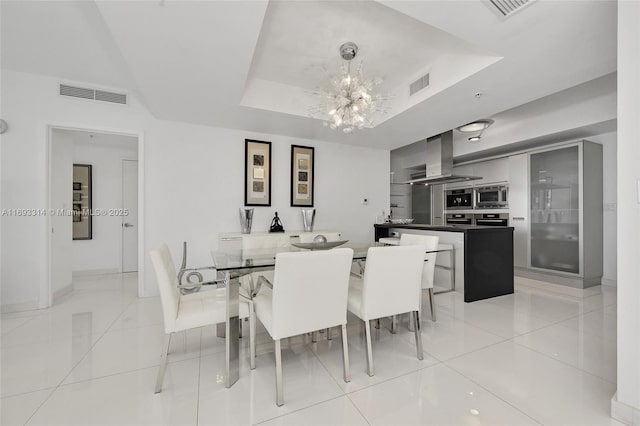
[512, 217, 525, 221]
[123, 223, 134, 228]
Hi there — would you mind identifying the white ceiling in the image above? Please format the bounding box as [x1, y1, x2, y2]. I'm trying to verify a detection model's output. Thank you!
[1, 0, 617, 150]
[242, 0, 501, 124]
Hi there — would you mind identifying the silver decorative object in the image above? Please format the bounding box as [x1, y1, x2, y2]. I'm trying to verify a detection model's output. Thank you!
[301, 208, 316, 232]
[239, 208, 254, 234]
[313, 234, 327, 244]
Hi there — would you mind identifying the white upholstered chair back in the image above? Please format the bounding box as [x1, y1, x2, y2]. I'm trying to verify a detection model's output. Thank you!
[270, 248, 353, 340]
[298, 232, 341, 243]
[399, 233, 440, 289]
[150, 245, 181, 333]
[360, 246, 424, 320]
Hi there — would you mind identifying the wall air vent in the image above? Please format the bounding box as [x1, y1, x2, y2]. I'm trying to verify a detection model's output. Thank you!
[59, 84, 128, 105]
[409, 73, 430, 96]
[488, 0, 535, 17]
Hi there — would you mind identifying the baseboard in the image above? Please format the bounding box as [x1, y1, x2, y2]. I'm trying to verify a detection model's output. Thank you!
[611, 392, 640, 425]
[515, 267, 602, 289]
[602, 278, 617, 287]
[72, 268, 119, 277]
[514, 274, 602, 298]
[1, 300, 40, 313]
[53, 283, 73, 303]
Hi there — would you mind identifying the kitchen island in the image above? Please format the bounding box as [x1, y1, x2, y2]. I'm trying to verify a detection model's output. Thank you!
[374, 224, 514, 302]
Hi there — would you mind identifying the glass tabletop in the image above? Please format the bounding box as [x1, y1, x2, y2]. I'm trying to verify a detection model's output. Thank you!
[212, 242, 371, 271]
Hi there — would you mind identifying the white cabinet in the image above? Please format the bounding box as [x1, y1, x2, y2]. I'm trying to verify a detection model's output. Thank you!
[444, 158, 509, 191]
[508, 154, 529, 268]
[474, 158, 509, 186]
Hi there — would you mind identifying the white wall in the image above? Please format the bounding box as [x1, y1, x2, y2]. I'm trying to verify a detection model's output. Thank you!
[0, 70, 389, 309]
[50, 130, 73, 298]
[71, 135, 138, 273]
[613, 1, 640, 422]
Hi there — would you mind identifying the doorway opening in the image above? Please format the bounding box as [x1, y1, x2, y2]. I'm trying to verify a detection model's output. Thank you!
[48, 127, 141, 307]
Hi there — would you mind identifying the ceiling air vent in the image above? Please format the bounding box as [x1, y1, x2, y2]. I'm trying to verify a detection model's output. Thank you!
[59, 84, 128, 105]
[409, 73, 430, 96]
[489, 0, 535, 17]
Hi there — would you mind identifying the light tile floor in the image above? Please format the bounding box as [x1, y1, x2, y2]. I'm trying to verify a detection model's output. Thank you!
[1, 273, 620, 426]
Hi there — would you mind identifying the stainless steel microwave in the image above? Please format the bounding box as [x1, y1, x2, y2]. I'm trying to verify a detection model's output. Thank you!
[445, 188, 474, 210]
[475, 185, 508, 209]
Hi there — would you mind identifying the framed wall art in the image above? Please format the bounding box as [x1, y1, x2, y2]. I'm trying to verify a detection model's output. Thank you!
[72, 164, 92, 240]
[244, 139, 272, 206]
[290, 145, 314, 207]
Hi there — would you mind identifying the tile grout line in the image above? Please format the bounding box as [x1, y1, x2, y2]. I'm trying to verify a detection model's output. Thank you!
[508, 338, 617, 386]
[345, 393, 373, 426]
[440, 362, 545, 426]
[251, 394, 351, 426]
[20, 284, 138, 425]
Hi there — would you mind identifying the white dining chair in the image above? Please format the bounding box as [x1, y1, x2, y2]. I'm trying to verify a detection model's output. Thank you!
[252, 248, 353, 406]
[399, 233, 440, 321]
[150, 244, 255, 393]
[298, 232, 341, 243]
[239, 234, 291, 296]
[347, 245, 425, 376]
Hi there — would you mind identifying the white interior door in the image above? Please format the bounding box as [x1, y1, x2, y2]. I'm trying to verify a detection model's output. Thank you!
[122, 160, 138, 272]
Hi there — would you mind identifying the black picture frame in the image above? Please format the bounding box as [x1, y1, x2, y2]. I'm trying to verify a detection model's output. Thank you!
[244, 139, 272, 206]
[72, 164, 92, 240]
[290, 145, 314, 207]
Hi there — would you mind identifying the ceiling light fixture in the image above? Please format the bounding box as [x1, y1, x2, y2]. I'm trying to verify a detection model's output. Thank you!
[456, 118, 494, 142]
[310, 42, 390, 133]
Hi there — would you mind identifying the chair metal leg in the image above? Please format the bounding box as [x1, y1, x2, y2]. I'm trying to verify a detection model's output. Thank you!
[327, 327, 333, 340]
[364, 320, 374, 377]
[412, 311, 424, 361]
[274, 339, 284, 406]
[428, 288, 436, 322]
[391, 315, 398, 334]
[154, 333, 172, 393]
[312, 331, 318, 343]
[249, 303, 256, 370]
[340, 324, 350, 382]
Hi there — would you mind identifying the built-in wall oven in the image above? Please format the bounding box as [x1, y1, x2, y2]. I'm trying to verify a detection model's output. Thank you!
[445, 188, 474, 210]
[475, 185, 508, 209]
[474, 213, 509, 226]
[446, 213, 474, 225]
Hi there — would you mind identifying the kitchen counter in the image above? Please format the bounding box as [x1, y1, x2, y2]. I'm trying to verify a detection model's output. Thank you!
[375, 224, 514, 302]
[374, 223, 514, 233]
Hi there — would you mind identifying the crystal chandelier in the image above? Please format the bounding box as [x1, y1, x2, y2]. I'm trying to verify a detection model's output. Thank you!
[310, 42, 389, 133]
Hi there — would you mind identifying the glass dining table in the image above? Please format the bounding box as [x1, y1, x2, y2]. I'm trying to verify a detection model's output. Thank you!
[210, 241, 369, 388]
[210, 241, 441, 388]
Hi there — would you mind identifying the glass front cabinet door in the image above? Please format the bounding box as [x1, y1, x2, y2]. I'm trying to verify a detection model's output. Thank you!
[525, 141, 603, 287]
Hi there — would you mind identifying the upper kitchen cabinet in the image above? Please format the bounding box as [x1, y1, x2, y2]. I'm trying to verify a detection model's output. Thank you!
[515, 141, 603, 288]
[445, 157, 509, 190]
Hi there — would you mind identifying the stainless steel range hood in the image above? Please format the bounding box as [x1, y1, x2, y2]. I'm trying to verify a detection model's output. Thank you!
[402, 130, 482, 185]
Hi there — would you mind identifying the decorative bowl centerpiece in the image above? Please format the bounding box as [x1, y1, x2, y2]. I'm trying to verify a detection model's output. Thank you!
[292, 234, 348, 250]
[389, 218, 415, 225]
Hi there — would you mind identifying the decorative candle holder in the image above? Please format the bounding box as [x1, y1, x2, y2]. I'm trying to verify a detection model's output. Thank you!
[301, 208, 316, 232]
[239, 208, 254, 234]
